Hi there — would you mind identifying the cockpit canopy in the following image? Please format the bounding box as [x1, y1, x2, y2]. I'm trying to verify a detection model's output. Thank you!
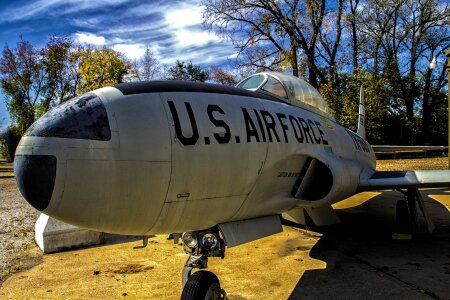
[236, 71, 334, 119]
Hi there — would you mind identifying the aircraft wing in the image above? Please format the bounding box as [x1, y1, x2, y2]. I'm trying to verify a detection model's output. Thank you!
[360, 170, 450, 191]
[372, 145, 448, 153]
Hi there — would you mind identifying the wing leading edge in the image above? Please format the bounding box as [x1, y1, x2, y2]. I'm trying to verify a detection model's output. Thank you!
[360, 170, 450, 191]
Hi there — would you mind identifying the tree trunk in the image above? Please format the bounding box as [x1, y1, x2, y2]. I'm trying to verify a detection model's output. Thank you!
[291, 43, 299, 77]
[421, 69, 432, 143]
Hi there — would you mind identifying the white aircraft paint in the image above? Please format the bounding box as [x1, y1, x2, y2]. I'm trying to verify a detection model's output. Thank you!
[13, 72, 450, 237]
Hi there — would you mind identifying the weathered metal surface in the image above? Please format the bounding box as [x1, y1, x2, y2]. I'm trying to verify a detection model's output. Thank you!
[361, 170, 450, 190]
[218, 215, 282, 247]
[14, 78, 373, 235]
[13, 72, 449, 237]
[26, 94, 111, 141]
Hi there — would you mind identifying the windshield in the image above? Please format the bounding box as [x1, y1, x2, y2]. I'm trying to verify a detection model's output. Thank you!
[236, 71, 334, 118]
[269, 72, 332, 115]
[265, 72, 333, 118]
[261, 76, 288, 99]
[236, 74, 265, 90]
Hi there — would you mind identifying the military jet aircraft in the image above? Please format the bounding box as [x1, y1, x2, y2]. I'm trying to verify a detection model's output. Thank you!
[14, 71, 450, 299]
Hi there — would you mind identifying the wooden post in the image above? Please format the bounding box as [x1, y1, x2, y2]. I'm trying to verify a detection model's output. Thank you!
[447, 49, 450, 169]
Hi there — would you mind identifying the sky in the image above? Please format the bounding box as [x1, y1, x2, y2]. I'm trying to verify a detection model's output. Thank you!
[0, 0, 238, 128]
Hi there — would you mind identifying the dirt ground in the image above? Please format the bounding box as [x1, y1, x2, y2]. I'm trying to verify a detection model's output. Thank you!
[0, 159, 40, 282]
[0, 157, 449, 299]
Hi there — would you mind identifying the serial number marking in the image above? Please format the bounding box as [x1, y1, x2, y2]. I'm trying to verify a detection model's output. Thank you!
[277, 172, 301, 178]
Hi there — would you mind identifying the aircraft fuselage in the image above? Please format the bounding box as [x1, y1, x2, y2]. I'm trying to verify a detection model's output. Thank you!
[14, 81, 376, 235]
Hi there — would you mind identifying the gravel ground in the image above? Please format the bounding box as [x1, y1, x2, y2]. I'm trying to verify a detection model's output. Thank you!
[0, 156, 447, 285]
[0, 159, 40, 283]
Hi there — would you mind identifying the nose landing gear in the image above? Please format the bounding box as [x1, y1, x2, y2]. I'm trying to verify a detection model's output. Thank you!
[181, 270, 223, 300]
[179, 228, 227, 300]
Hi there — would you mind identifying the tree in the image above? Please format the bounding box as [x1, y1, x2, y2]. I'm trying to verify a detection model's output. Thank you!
[358, 0, 449, 143]
[0, 125, 21, 162]
[0, 39, 46, 134]
[203, 0, 345, 88]
[203, 0, 448, 145]
[76, 47, 132, 94]
[316, 0, 344, 115]
[0, 39, 49, 161]
[0, 37, 137, 159]
[322, 69, 392, 144]
[346, 0, 361, 73]
[209, 66, 237, 86]
[166, 60, 209, 82]
[41, 35, 81, 112]
[136, 47, 160, 80]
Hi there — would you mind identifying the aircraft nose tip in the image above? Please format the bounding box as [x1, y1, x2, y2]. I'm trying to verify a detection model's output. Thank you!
[14, 155, 57, 211]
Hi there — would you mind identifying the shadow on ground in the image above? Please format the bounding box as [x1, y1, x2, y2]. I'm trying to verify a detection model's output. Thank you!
[102, 233, 148, 246]
[289, 190, 450, 300]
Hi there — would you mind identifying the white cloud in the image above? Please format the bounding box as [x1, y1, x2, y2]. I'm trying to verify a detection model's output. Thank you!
[74, 32, 106, 45]
[2, 0, 235, 67]
[227, 52, 239, 59]
[127, 2, 169, 18]
[0, 0, 130, 21]
[71, 17, 101, 29]
[164, 6, 203, 29]
[113, 44, 146, 60]
[61, 0, 130, 14]
[100, 23, 166, 35]
[160, 3, 220, 47]
[111, 37, 126, 43]
[174, 29, 220, 47]
[0, 0, 60, 21]
[97, 2, 229, 65]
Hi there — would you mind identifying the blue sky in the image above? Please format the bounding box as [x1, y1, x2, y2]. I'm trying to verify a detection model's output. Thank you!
[0, 0, 238, 128]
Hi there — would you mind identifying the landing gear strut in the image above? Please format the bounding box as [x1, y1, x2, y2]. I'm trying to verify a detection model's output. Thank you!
[395, 189, 435, 235]
[179, 228, 227, 300]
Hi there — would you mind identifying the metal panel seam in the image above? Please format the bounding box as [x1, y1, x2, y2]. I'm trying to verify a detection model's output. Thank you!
[144, 93, 174, 234]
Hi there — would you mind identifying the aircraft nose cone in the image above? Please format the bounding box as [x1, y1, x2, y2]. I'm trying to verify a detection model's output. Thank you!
[24, 93, 111, 141]
[14, 155, 57, 211]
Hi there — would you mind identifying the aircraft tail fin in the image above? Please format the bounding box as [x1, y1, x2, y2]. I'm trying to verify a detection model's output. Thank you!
[357, 85, 366, 139]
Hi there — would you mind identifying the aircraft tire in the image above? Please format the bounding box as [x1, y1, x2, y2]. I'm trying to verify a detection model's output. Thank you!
[396, 200, 410, 233]
[181, 270, 221, 300]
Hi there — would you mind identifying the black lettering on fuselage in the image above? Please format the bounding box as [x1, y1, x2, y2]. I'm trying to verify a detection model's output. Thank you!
[242, 107, 260, 142]
[356, 135, 369, 152]
[346, 129, 370, 153]
[354, 136, 362, 150]
[168, 101, 199, 146]
[207, 105, 231, 144]
[298, 117, 313, 144]
[315, 121, 328, 145]
[276, 113, 289, 143]
[260, 110, 280, 142]
[308, 120, 322, 144]
[253, 109, 266, 142]
[353, 135, 362, 151]
[289, 115, 304, 143]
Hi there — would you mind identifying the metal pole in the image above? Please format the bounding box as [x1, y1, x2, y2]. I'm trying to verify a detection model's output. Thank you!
[447, 49, 450, 169]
